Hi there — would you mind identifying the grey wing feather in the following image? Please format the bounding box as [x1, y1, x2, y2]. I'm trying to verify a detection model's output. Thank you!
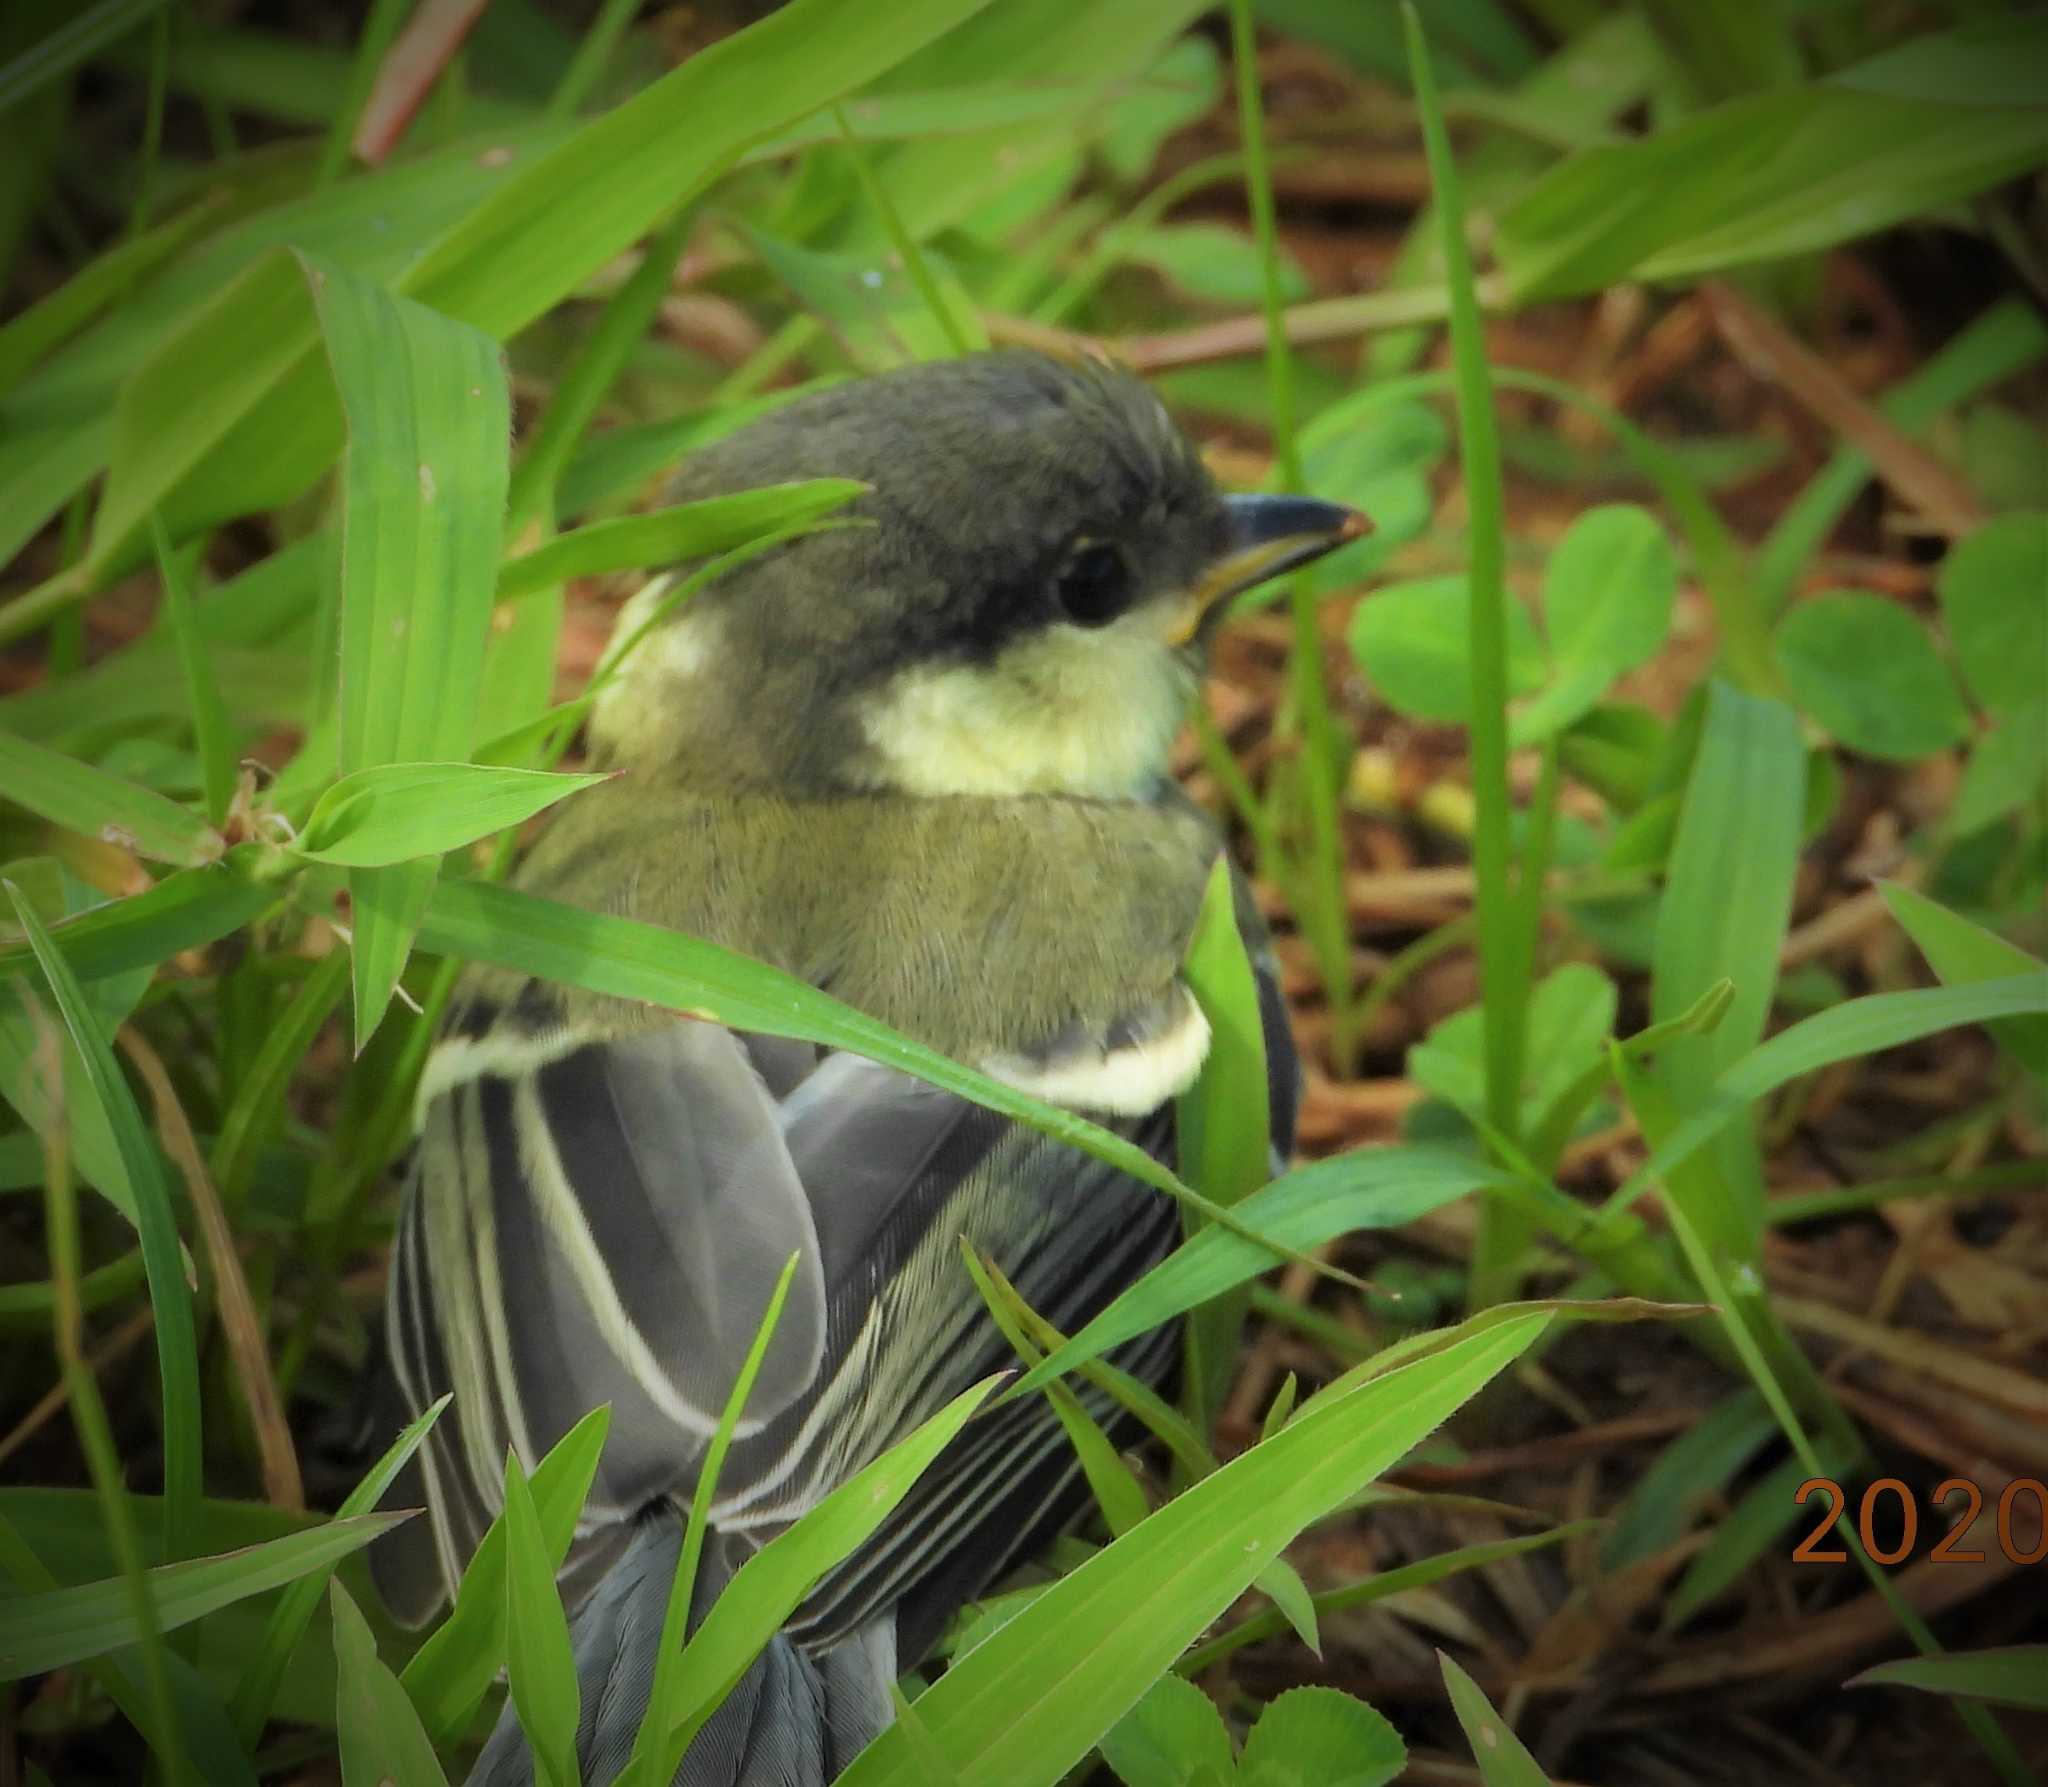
[375, 947, 1292, 1642]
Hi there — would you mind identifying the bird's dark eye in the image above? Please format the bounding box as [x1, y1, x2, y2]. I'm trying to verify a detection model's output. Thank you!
[1054, 542, 1131, 628]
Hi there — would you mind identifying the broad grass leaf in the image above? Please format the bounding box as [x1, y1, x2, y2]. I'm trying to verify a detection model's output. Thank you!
[500, 1457, 580, 1787]
[1937, 512, 2047, 717]
[1176, 857, 1272, 1429]
[92, 250, 327, 580]
[836, 1313, 1550, 1787]
[846, 0, 1209, 245]
[295, 764, 608, 867]
[1649, 680, 1801, 1252]
[307, 254, 510, 1047]
[329, 1581, 449, 1787]
[1439, 1654, 1552, 1786]
[1496, 78, 2048, 301]
[1879, 882, 2048, 1080]
[1828, 14, 2048, 108]
[1349, 575, 1545, 723]
[1099, 1674, 1233, 1787]
[0, 732, 222, 867]
[0, 1513, 408, 1680]
[1774, 593, 1968, 761]
[1237, 1687, 1404, 1787]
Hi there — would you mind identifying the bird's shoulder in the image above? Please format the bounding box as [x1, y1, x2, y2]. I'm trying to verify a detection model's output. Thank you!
[446, 771, 1226, 1073]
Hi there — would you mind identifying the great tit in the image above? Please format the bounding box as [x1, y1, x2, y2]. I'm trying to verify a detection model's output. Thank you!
[368, 351, 1363, 1786]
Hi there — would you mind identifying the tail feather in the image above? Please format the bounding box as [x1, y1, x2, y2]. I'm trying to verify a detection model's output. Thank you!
[468, 1513, 894, 1787]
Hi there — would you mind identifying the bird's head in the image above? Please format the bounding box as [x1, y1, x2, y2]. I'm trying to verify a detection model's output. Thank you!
[591, 351, 1365, 799]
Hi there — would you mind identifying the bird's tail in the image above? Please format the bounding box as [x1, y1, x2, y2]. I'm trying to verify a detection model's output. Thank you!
[467, 1511, 895, 1787]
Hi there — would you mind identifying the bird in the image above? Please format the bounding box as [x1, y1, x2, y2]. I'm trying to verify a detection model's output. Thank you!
[367, 349, 1364, 1786]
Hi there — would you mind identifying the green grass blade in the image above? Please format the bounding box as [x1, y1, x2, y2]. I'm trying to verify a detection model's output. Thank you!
[494, 481, 866, 601]
[1850, 1649, 2048, 1714]
[1403, 4, 1531, 1311]
[400, 1403, 612, 1750]
[18, 1072, 184, 1780]
[834, 102, 985, 357]
[5, 884, 203, 1560]
[231, 1394, 450, 1744]
[1755, 299, 2047, 613]
[0, 731, 222, 868]
[1612, 1049, 2030, 1786]
[1598, 975, 2048, 1230]
[1440, 1653, 1553, 1786]
[655, 1376, 1004, 1762]
[962, 1244, 1151, 1540]
[150, 516, 237, 829]
[0, 851, 280, 985]
[1494, 53, 2048, 301]
[1175, 858, 1272, 1434]
[209, 948, 350, 1207]
[0, 193, 216, 397]
[1880, 881, 2048, 1080]
[305, 252, 511, 1048]
[838, 1313, 1550, 1786]
[500, 1454, 581, 1787]
[1649, 679, 1802, 1257]
[330, 1579, 450, 1787]
[1011, 1147, 1498, 1397]
[0, 1511, 409, 1679]
[1230, 0, 1355, 1064]
[315, 0, 410, 186]
[295, 764, 609, 868]
[1181, 1522, 1594, 1675]
[622, 1255, 801, 1787]
[0, 0, 169, 117]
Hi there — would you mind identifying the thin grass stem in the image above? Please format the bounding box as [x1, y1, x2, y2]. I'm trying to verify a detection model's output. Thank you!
[833, 103, 981, 357]
[35, 1019, 187, 1782]
[1229, 0, 1357, 1071]
[547, 0, 641, 121]
[1403, 8, 1529, 1315]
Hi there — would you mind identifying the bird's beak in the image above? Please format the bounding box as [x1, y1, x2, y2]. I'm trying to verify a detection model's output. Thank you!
[1166, 493, 1371, 646]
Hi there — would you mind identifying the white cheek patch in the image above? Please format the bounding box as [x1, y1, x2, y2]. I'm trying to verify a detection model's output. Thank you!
[859, 618, 1193, 800]
[981, 987, 1212, 1117]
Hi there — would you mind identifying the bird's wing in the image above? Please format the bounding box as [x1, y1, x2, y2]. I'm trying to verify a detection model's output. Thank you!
[373, 956, 1293, 1636]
